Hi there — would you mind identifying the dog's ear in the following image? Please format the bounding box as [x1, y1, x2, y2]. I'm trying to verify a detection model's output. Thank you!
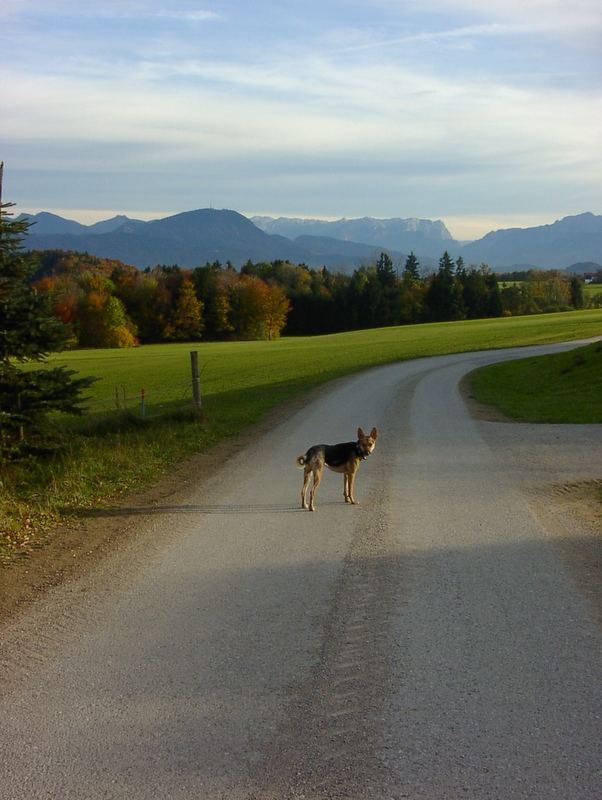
[370, 427, 378, 439]
[357, 427, 365, 440]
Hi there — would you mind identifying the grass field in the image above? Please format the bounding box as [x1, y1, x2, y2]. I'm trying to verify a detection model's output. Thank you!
[584, 283, 602, 299]
[52, 308, 602, 424]
[469, 340, 602, 423]
[2, 308, 602, 558]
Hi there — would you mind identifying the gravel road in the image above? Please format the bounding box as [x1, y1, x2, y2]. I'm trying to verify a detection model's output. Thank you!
[1, 342, 601, 799]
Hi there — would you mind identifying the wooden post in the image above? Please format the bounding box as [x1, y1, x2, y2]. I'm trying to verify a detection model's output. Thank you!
[190, 351, 201, 412]
[140, 387, 146, 418]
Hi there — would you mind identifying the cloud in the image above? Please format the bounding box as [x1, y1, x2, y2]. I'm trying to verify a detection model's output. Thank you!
[2, 0, 600, 232]
[335, 22, 533, 53]
[4, 51, 599, 178]
[153, 9, 221, 22]
[1, 1, 221, 24]
[396, 0, 602, 35]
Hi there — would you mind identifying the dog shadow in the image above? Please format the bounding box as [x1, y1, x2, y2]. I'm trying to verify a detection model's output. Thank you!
[63, 502, 330, 519]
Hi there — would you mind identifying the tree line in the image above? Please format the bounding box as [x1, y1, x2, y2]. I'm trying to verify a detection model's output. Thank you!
[28, 249, 594, 347]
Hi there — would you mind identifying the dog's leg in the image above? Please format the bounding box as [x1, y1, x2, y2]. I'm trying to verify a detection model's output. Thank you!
[301, 466, 312, 509]
[348, 468, 358, 504]
[344, 472, 351, 503]
[309, 466, 322, 511]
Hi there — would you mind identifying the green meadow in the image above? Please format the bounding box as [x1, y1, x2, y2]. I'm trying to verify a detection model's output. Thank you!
[584, 283, 602, 299]
[2, 308, 602, 558]
[468, 339, 602, 423]
[53, 308, 602, 421]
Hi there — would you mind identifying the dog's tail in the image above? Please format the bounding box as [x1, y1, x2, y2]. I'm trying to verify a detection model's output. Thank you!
[295, 454, 307, 468]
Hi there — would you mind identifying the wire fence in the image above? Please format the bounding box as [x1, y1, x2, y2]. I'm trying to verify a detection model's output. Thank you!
[72, 350, 205, 422]
[81, 378, 197, 420]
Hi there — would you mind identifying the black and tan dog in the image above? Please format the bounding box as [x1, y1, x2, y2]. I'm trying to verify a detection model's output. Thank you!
[296, 427, 378, 511]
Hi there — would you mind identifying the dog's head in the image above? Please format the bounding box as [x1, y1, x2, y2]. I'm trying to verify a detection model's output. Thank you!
[357, 427, 378, 459]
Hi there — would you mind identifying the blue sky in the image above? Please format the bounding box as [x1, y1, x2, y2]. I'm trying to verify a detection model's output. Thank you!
[2, 0, 601, 239]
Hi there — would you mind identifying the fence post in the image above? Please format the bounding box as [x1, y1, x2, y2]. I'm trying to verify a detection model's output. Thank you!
[140, 387, 145, 418]
[190, 351, 202, 413]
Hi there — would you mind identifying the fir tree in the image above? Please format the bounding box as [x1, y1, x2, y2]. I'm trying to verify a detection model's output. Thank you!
[402, 252, 421, 284]
[376, 252, 396, 287]
[0, 201, 94, 458]
[570, 276, 585, 309]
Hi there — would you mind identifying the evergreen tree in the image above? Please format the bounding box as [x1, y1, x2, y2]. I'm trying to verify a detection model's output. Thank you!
[398, 252, 424, 323]
[425, 251, 461, 321]
[570, 276, 585, 309]
[0, 202, 94, 458]
[485, 271, 503, 317]
[402, 252, 421, 284]
[376, 252, 396, 287]
[455, 255, 467, 282]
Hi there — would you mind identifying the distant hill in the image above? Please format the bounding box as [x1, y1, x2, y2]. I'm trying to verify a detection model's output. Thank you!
[253, 215, 455, 259]
[18, 208, 602, 271]
[87, 215, 144, 234]
[16, 211, 146, 236]
[565, 261, 601, 275]
[461, 213, 602, 269]
[21, 209, 313, 269]
[16, 211, 89, 236]
[292, 235, 405, 267]
[20, 209, 410, 271]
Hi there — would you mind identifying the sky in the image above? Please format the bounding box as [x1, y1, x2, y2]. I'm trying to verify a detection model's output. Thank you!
[1, 0, 601, 240]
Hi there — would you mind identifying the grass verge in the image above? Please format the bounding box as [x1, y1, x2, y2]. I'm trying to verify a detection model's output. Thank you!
[2, 309, 602, 559]
[468, 340, 602, 423]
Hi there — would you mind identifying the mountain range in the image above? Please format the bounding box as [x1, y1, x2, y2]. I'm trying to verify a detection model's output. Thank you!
[16, 209, 602, 272]
[251, 216, 453, 259]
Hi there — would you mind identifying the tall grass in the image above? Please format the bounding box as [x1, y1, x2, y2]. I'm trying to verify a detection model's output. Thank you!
[2, 309, 602, 558]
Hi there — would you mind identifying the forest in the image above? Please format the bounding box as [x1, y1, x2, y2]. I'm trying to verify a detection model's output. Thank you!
[29, 248, 599, 347]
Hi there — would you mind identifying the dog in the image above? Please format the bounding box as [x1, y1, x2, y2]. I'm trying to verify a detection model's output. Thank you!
[296, 427, 378, 511]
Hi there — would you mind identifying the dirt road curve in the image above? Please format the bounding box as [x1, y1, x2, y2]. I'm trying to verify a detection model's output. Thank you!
[1, 342, 601, 799]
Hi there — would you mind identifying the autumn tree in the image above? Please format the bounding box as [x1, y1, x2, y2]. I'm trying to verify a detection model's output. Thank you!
[165, 277, 204, 341]
[192, 263, 235, 339]
[77, 272, 137, 347]
[229, 275, 290, 339]
[115, 270, 171, 343]
[528, 270, 571, 311]
[261, 282, 291, 340]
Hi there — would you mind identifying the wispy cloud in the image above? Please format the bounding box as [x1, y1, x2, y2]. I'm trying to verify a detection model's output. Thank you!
[1, 1, 221, 23]
[153, 9, 221, 22]
[2, 0, 600, 234]
[335, 22, 533, 53]
[399, 0, 602, 35]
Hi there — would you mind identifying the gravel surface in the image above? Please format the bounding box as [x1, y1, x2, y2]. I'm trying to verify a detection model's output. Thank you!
[0, 341, 600, 799]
